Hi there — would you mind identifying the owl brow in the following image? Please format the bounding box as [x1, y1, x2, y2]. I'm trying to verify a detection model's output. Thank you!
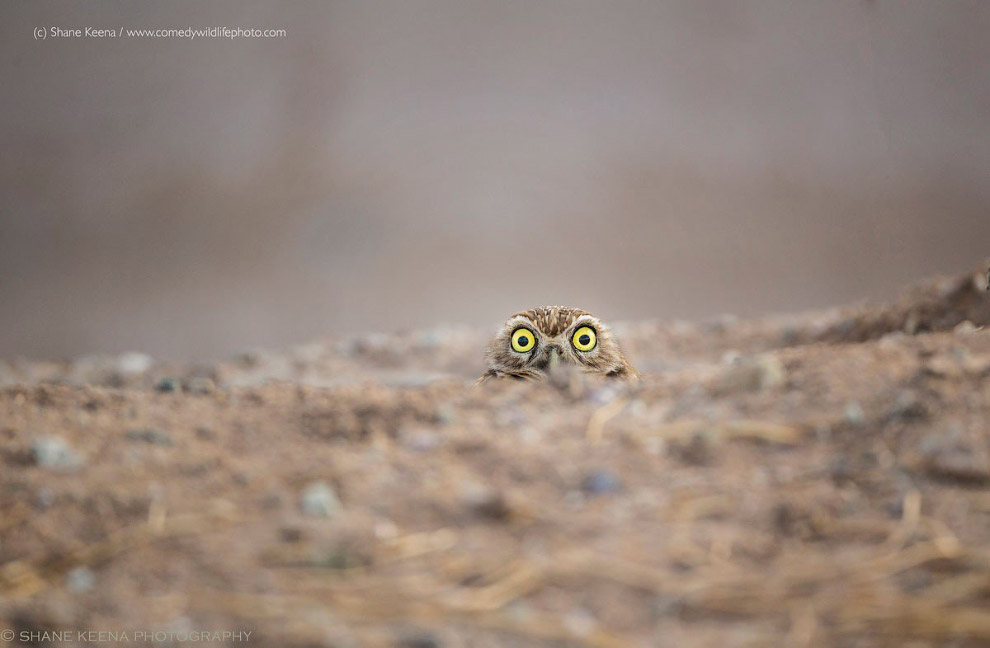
[569, 317, 598, 335]
[505, 316, 536, 331]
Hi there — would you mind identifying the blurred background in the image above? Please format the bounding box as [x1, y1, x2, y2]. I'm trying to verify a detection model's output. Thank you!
[2, 1, 989, 361]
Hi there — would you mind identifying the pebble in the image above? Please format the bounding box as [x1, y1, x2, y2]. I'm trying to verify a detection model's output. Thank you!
[65, 566, 95, 592]
[126, 428, 174, 446]
[154, 377, 181, 393]
[954, 320, 978, 335]
[580, 470, 623, 496]
[887, 391, 927, 421]
[32, 437, 84, 471]
[459, 482, 510, 520]
[300, 481, 342, 518]
[117, 352, 153, 376]
[844, 402, 866, 427]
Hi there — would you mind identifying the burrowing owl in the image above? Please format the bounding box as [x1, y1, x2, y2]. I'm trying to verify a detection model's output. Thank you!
[478, 306, 637, 382]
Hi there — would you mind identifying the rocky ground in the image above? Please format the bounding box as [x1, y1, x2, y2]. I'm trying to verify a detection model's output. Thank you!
[2, 267, 990, 647]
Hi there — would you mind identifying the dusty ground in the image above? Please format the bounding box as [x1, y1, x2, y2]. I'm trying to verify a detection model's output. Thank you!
[3, 268, 990, 648]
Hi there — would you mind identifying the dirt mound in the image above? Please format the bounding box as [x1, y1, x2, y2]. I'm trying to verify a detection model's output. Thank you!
[2, 270, 990, 647]
[817, 266, 990, 344]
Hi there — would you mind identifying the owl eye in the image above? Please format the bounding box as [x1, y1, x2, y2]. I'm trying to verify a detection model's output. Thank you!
[510, 327, 537, 353]
[571, 326, 597, 352]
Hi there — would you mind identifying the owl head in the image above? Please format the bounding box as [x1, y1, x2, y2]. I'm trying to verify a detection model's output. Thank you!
[479, 306, 637, 382]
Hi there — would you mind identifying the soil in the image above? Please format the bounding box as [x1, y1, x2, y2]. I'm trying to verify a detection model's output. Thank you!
[3, 267, 990, 648]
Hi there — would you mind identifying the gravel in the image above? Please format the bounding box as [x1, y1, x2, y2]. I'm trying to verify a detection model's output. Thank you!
[581, 469, 623, 496]
[32, 436, 85, 471]
[300, 481, 342, 518]
[154, 377, 181, 393]
[65, 566, 96, 592]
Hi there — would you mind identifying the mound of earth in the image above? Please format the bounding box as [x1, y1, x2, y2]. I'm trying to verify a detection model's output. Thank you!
[2, 266, 990, 647]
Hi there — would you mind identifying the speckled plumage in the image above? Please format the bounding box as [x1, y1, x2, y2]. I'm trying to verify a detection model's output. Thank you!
[478, 306, 637, 383]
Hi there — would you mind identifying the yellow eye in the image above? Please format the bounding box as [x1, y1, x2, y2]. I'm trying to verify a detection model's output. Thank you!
[511, 327, 536, 353]
[571, 326, 597, 352]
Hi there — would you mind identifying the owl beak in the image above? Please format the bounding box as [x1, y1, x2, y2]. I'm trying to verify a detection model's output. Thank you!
[545, 345, 573, 389]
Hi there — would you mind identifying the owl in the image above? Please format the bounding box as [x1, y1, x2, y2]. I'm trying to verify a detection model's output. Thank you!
[478, 306, 637, 382]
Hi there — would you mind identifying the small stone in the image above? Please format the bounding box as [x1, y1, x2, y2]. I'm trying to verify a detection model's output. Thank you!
[64, 566, 95, 592]
[32, 437, 84, 471]
[955, 320, 979, 335]
[887, 392, 927, 421]
[300, 481, 342, 518]
[117, 352, 153, 376]
[126, 428, 173, 446]
[580, 470, 623, 496]
[459, 483, 510, 520]
[155, 377, 180, 393]
[844, 402, 865, 427]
